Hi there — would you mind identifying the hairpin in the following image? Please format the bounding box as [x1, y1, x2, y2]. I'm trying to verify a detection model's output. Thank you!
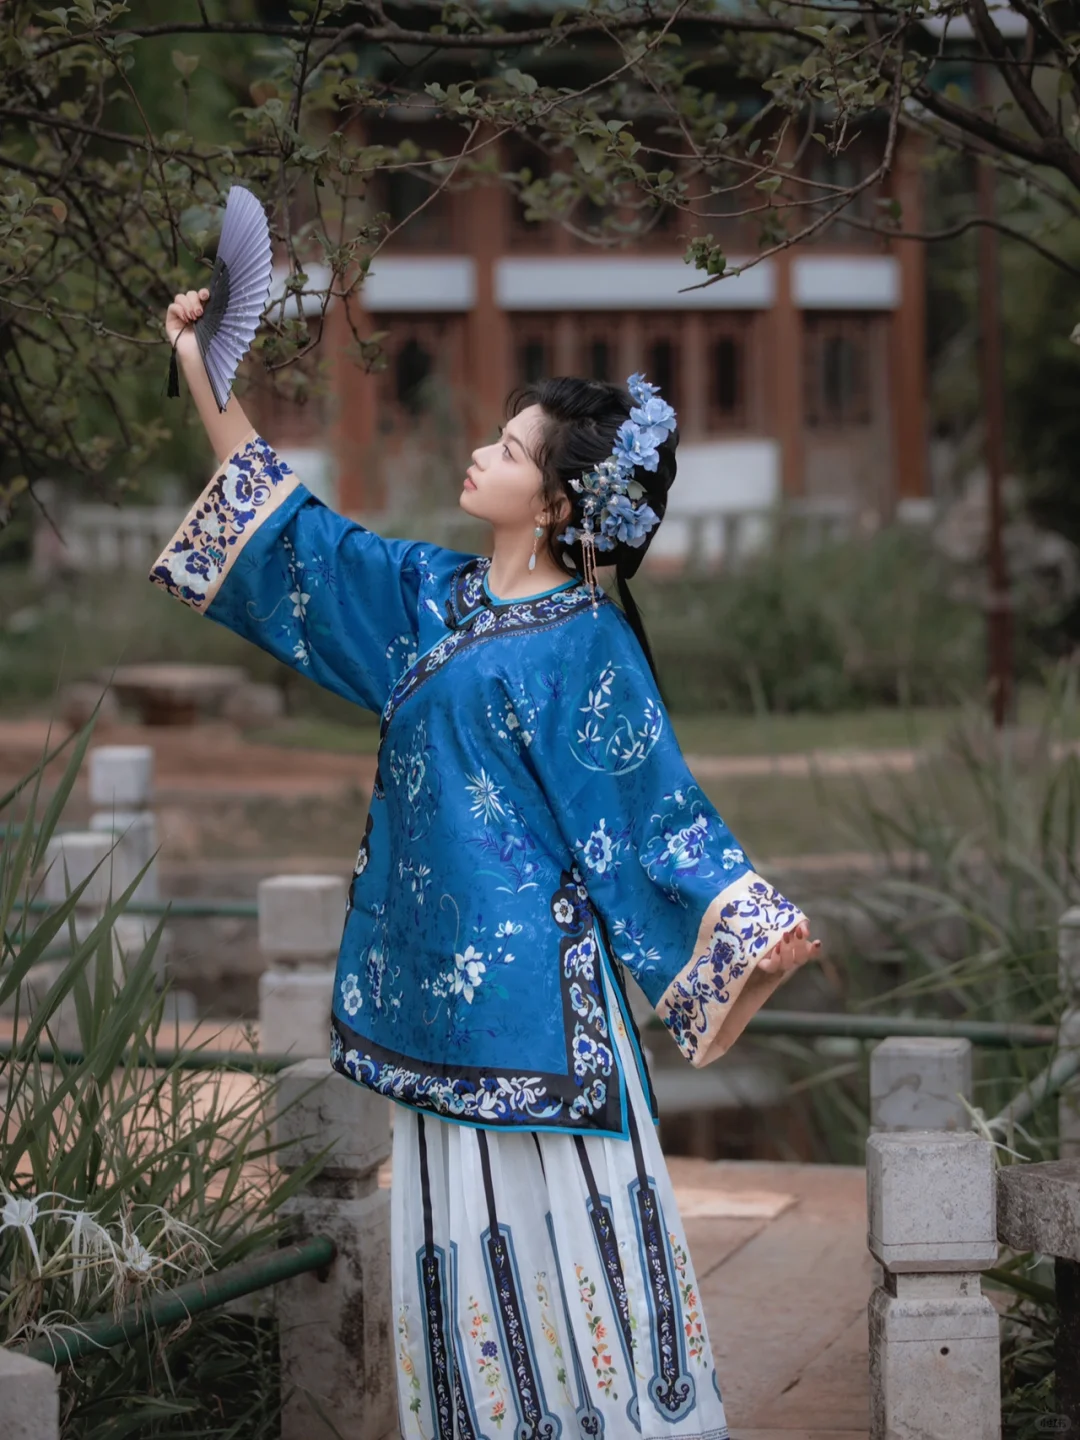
[560, 372, 676, 613]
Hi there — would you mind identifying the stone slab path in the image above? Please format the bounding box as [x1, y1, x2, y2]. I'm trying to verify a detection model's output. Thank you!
[0, 716, 922, 799]
[662, 1157, 871, 1439]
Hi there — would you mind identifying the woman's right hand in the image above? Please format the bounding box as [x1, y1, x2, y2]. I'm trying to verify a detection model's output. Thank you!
[165, 287, 210, 347]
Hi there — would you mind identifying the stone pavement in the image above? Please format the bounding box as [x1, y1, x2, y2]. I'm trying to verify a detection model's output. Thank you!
[667, 1156, 872, 1439]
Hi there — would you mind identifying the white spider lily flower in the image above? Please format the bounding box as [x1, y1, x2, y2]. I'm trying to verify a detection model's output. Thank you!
[1, 1192, 43, 1273]
[144, 1207, 214, 1271]
[64, 1208, 120, 1304]
[121, 1232, 157, 1279]
[0, 1183, 70, 1275]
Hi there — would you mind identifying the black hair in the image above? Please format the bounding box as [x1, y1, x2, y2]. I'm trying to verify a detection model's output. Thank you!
[504, 376, 678, 683]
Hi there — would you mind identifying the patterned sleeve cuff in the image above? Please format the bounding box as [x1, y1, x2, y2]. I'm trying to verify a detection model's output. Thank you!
[655, 871, 807, 1068]
[148, 429, 300, 611]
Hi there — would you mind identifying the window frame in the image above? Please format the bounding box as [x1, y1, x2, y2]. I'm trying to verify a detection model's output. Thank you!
[803, 313, 874, 429]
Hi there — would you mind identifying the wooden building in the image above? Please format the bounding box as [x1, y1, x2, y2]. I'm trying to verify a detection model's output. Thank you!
[260, 122, 929, 558]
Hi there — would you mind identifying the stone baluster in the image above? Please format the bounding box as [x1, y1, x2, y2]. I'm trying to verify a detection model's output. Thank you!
[258, 875, 347, 1058]
[87, 743, 158, 904]
[869, 1036, 974, 1134]
[1057, 907, 1080, 1159]
[274, 1061, 395, 1440]
[87, 744, 172, 984]
[867, 1130, 1002, 1438]
[41, 831, 115, 926]
[16, 831, 117, 1043]
[0, 1349, 60, 1439]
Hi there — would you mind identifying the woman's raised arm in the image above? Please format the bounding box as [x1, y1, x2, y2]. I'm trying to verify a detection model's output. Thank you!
[166, 287, 255, 464]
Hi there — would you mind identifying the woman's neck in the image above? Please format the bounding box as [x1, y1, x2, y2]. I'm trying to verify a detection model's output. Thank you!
[487, 528, 573, 600]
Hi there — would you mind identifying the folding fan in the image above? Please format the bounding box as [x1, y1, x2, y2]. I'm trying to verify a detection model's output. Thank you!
[167, 184, 272, 412]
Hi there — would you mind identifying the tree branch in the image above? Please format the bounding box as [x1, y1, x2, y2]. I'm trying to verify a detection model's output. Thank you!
[842, 210, 1080, 278]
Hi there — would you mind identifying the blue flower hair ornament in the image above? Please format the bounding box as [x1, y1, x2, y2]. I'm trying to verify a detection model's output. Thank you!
[560, 372, 676, 606]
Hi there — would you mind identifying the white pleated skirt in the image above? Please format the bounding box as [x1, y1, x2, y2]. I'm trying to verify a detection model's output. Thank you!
[390, 970, 731, 1440]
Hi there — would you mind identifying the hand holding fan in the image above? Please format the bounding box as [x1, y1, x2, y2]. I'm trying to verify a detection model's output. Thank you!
[166, 184, 272, 412]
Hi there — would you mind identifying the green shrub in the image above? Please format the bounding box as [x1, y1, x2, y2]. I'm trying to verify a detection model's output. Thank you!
[637, 525, 988, 713]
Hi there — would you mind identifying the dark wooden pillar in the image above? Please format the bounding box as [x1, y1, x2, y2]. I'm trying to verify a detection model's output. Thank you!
[891, 132, 929, 502]
[462, 131, 509, 448]
[771, 250, 803, 497]
[330, 289, 377, 513]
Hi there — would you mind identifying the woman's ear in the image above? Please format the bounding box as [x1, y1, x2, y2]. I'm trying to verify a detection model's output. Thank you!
[551, 492, 572, 525]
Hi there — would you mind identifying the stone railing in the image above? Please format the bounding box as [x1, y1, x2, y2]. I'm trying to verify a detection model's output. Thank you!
[32, 497, 187, 576]
[864, 906, 1080, 1437]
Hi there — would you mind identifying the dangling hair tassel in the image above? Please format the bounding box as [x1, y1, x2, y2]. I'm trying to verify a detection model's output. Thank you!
[581, 528, 599, 617]
[167, 339, 181, 399]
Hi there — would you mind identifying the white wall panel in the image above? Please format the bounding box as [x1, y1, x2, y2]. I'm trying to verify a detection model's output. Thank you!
[362, 257, 476, 311]
[495, 257, 774, 310]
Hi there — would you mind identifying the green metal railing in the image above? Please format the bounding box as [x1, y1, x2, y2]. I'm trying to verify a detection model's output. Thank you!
[12, 896, 260, 919]
[706, 1009, 1058, 1049]
[20, 1236, 336, 1367]
[987, 1048, 1080, 1137]
[0, 1039, 294, 1072]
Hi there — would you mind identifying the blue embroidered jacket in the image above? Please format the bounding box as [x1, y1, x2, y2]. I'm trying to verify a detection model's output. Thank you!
[150, 431, 807, 1138]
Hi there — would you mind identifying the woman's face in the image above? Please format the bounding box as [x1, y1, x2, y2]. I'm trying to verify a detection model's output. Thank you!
[460, 404, 552, 530]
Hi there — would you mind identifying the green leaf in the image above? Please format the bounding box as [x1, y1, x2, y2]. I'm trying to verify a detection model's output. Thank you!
[503, 68, 538, 95]
[171, 50, 200, 79]
[572, 136, 605, 174]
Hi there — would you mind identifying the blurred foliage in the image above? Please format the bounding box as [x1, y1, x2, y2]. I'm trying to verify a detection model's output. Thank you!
[920, 153, 1080, 648]
[0, 523, 998, 717]
[639, 524, 990, 713]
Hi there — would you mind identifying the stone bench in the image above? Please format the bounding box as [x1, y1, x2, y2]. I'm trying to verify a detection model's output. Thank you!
[98, 663, 248, 727]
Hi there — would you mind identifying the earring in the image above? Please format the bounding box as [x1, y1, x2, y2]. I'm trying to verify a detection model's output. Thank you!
[528, 524, 544, 572]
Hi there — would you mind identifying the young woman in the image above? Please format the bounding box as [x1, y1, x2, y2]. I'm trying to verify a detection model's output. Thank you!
[157, 287, 820, 1440]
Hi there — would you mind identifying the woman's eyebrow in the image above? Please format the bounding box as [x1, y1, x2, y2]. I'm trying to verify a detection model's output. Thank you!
[499, 425, 524, 455]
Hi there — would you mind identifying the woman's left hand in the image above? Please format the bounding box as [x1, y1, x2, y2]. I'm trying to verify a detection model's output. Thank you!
[757, 920, 821, 976]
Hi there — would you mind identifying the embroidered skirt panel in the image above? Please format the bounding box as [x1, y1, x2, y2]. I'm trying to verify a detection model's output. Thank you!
[391, 973, 732, 1440]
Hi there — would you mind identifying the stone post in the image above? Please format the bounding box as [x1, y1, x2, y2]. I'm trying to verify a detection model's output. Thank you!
[866, 1130, 1001, 1439]
[1057, 907, 1080, 1159]
[19, 831, 117, 1044]
[0, 1348, 60, 1439]
[87, 744, 174, 991]
[87, 744, 159, 904]
[869, 1036, 974, 1134]
[258, 875, 347, 1058]
[274, 1060, 395, 1440]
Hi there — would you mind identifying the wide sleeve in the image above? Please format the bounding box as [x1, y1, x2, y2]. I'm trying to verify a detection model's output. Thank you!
[529, 612, 809, 1068]
[148, 429, 426, 714]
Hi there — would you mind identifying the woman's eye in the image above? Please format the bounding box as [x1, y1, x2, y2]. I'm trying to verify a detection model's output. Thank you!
[503, 444, 512, 459]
